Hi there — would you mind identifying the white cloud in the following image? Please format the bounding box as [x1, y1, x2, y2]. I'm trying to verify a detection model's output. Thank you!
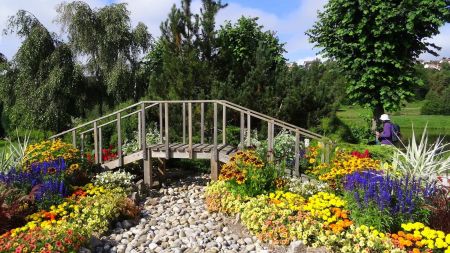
[213, 0, 328, 62]
[419, 25, 450, 61]
[1, 0, 448, 63]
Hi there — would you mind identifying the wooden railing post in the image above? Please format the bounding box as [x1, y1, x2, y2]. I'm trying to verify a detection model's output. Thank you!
[93, 121, 99, 164]
[320, 141, 324, 163]
[240, 112, 245, 149]
[81, 133, 84, 158]
[247, 112, 251, 147]
[138, 113, 141, 147]
[99, 127, 103, 163]
[222, 104, 226, 145]
[267, 120, 274, 162]
[117, 112, 123, 167]
[200, 102, 204, 144]
[72, 130, 76, 148]
[211, 102, 219, 180]
[325, 142, 331, 163]
[159, 103, 163, 144]
[182, 103, 186, 143]
[294, 131, 300, 177]
[141, 103, 147, 160]
[188, 102, 193, 159]
[164, 103, 169, 159]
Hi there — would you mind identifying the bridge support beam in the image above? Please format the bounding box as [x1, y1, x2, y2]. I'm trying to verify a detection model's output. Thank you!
[158, 158, 167, 178]
[210, 158, 219, 181]
[143, 149, 153, 187]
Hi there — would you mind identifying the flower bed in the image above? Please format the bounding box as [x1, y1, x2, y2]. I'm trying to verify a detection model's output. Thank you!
[0, 139, 139, 252]
[205, 148, 450, 253]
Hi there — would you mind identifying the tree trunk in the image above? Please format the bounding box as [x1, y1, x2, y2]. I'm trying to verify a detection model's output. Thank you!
[371, 104, 384, 133]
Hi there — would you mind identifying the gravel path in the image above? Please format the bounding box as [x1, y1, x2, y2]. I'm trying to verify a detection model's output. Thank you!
[95, 174, 270, 253]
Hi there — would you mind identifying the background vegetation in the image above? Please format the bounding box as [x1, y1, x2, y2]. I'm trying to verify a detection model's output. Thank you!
[0, 0, 448, 145]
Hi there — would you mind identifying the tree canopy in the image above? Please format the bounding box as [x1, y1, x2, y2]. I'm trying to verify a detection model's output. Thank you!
[1, 10, 82, 132]
[56, 1, 151, 106]
[307, 0, 450, 119]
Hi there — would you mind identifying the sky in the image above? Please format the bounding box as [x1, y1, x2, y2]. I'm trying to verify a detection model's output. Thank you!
[1, 0, 449, 64]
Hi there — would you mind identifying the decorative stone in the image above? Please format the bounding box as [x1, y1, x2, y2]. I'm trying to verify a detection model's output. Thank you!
[289, 240, 307, 253]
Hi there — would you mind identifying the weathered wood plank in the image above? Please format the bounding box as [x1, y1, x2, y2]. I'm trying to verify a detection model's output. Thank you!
[211, 102, 219, 180]
[99, 127, 103, 163]
[117, 113, 123, 167]
[143, 149, 153, 186]
[138, 113, 141, 147]
[294, 131, 300, 177]
[268, 121, 274, 162]
[176, 144, 190, 152]
[188, 102, 193, 158]
[164, 103, 169, 159]
[150, 143, 166, 151]
[169, 143, 184, 151]
[247, 112, 251, 147]
[72, 130, 76, 148]
[94, 121, 99, 164]
[141, 103, 147, 160]
[200, 102, 204, 144]
[240, 112, 245, 149]
[222, 105, 226, 144]
[226, 146, 237, 155]
[81, 133, 84, 156]
[159, 103, 163, 144]
[193, 144, 210, 152]
[183, 143, 202, 152]
[182, 103, 186, 143]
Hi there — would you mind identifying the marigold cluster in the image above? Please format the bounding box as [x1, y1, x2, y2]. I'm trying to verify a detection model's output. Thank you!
[219, 150, 263, 184]
[317, 151, 381, 182]
[389, 222, 450, 252]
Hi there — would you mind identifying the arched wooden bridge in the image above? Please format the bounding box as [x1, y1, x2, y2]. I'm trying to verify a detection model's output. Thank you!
[50, 100, 329, 186]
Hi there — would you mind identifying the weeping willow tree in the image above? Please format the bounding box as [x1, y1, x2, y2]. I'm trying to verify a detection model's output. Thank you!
[56, 1, 152, 108]
[1, 10, 82, 132]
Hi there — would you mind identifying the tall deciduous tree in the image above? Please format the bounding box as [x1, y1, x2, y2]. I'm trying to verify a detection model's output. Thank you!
[214, 17, 286, 115]
[1, 10, 82, 132]
[56, 1, 151, 107]
[307, 0, 450, 122]
[0, 53, 6, 65]
[147, 0, 225, 100]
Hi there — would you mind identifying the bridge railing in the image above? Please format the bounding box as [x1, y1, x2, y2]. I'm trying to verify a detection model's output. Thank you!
[49, 100, 331, 175]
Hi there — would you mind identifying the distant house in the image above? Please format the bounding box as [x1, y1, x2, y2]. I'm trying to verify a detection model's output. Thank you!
[422, 57, 450, 70]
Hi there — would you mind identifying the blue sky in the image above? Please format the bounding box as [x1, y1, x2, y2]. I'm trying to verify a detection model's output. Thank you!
[1, 0, 449, 63]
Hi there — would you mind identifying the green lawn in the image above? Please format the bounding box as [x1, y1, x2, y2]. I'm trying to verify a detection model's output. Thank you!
[337, 101, 450, 143]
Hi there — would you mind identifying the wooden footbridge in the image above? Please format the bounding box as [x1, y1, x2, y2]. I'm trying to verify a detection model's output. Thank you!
[50, 100, 328, 186]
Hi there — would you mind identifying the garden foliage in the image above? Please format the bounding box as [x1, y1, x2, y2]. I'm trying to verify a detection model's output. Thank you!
[206, 142, 450, 252]
[0, 139, 139, 252]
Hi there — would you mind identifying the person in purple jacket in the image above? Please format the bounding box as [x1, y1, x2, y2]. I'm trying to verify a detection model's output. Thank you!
[375, 114, 394, 145]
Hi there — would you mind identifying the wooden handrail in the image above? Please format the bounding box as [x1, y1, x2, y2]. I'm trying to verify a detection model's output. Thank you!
[49, 99, 329, 173]
[216, 100, 324, 139]
[53, 99, 324, 140]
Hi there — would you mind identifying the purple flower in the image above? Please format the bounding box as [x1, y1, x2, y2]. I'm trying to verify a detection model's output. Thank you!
[344, 171, 430, 218]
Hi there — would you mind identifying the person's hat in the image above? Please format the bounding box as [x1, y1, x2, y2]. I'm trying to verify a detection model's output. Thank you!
[379, 114, 390, 121]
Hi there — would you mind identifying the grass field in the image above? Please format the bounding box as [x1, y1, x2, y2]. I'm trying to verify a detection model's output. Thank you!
[337, 101, 450, 144]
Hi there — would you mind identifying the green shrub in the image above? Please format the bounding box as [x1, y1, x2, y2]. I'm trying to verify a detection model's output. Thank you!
[220, 150, 281, 197]
[421, 88, 450, 115]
